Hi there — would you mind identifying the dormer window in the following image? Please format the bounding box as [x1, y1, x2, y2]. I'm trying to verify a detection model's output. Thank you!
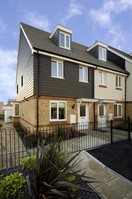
[99, 47, 107, 61]
[50, 24, 72, 50]
[59, 31, 70, 50]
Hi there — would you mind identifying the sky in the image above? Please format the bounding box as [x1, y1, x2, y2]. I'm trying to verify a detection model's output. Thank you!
[0, 0, 132, 104]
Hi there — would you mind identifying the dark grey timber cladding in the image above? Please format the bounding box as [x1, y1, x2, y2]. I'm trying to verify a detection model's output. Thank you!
[34, 54, 94, 99]
[88, 46, 98, 59]
[107, 51, 125, 69]
[50, 29, 59, 46]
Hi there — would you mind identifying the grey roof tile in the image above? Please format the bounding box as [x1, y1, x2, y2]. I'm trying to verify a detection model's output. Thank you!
[21, 22, 128, 74]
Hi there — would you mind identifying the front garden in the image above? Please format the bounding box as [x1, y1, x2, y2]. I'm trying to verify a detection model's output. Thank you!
[14, 124, 87, 149]
[0, 141, 100, 199]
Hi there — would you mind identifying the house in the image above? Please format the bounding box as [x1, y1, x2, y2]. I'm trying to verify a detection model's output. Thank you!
[0, 102, 4, 114]
[13, 22, 130, 129]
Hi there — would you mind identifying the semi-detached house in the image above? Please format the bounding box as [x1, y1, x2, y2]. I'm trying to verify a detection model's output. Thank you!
[12, 23, 132, 130]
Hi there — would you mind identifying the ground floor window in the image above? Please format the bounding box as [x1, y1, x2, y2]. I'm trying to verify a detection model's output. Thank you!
[114, 104, 122, 118]
[50, 101, 67, 121]
[15, 104, 19, 116]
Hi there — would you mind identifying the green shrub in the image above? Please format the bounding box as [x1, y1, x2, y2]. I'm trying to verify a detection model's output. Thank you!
[0, 122, 3, 128]
[0, 172, 26, 199]
[21, 156, 36, 172]
[22, 141, 95, 199]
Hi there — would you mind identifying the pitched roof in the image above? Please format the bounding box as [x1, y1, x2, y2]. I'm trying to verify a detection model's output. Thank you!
[108, 45, 132, 61]
[20, 22, 128, 75]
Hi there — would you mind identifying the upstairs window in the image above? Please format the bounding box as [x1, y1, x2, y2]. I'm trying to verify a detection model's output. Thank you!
[114, 104, 122, 118]
[51, 60, 63, 79]
[99, 47, 106, 61]
[17, 84, 18, 94]
[59, 31, 70, 49]
[79, 66, 88, 83]
[21, 75, 23, 87]
[116, 76, 122, 88]
[99, 71, 107, 85]
[15, 104, 19, 116]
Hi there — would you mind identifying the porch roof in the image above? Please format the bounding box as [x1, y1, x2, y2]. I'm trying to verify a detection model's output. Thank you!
[98, 99, 117, 104]
[76, 98, 117, 104]
[76, 98, 99, 103]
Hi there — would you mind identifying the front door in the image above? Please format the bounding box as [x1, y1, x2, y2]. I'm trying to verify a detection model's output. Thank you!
[98, 104, 107, 128]
[78, 103, 88, 128]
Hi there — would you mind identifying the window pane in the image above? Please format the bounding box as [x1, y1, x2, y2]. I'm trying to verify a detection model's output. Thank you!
[79, 67, 83, 81]
[80, 105, 86, 117]
[116, 76, 118, 87]
[118, 105, 121, 116]
[119, 77, 121, 87]
[99, 48, 102, 59]
[99, 72, 102, 84]
[15, 104, 19, 115]
[102, 49, 106, 60]
[114, 105, 117, 117]
[51, 102, 57, 119]
[58, 62, 63, 77]
[60, 33, 64, 47]
[51, 61, 57, 77]
[21, 76, 23, 87]
[84, 68, 88, 82]
[99, 105, 104, 116]
[104, 73, 107, 84]
[59, 102, 65, 119]
[99, 47, 106, 61]
[66, 35, 70, 48]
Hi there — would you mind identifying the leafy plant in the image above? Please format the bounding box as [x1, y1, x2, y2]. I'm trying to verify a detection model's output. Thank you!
[0, 172, 26, 199]
[22, 141, 95, 199]
[21, 156, 36, 172]
[52, 125, 80, 142]
[0, 121, 3, 129]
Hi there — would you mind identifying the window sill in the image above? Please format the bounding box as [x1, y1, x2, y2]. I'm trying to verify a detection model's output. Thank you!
[116, 87, 122, 90]
[79, 81, 89, 83]
[50, 119, 67, 122]
[114, 116, 122, 119]
[49, 121, 67, 125]
[12, 115, 20, 117]
[51, 76, 64, 80]
[99, 85, 107, 88]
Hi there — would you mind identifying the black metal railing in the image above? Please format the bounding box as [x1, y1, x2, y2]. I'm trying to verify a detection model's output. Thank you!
[0, 119, 131, 170]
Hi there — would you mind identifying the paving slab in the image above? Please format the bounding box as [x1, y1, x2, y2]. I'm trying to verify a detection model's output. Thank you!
[71, 150, 132, 199]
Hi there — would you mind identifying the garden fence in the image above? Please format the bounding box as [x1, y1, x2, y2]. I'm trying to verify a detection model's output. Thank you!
[0, 119, 131, 170]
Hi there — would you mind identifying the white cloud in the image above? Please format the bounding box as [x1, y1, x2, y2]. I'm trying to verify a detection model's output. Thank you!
[0, 48, 17, 102]
[89, 9, 111, 27]
[61, 0, 85, 24]
[89, 0, 132, 49]
[25, 11, 51, 31]
[0, 18, 6, 33]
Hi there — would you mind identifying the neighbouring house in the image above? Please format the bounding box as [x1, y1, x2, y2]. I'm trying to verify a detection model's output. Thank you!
[0, 102, 4, 114]
[13, 22, 131, 130]
[3, 99, 16, 123]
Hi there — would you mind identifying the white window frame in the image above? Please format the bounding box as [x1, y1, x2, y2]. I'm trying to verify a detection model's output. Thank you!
[50, 101, 67, 121]
[12, 103, 20, 117]
[79, 66, 88, 83]
[114, 104, 122, 118]
[51, 60, 64, 79]
[99, 71, 107, 85]
[59, 31, 70, 50]
[99, 47, 107, 61]
[116, 76, 122, 88]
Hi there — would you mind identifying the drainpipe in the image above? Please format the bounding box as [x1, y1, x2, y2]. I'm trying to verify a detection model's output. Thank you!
[36, 50, 40, 131]
[94, 66, 97, 129]
[124, 75, 129, 120]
